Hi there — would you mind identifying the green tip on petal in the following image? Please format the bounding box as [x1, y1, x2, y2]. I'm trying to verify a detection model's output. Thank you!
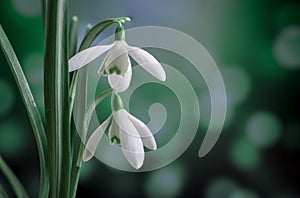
[111, 136, 121, 144]
[112, 93, 124, 110]
[108, 65, 122, 75]
[124, 17, 131, 22]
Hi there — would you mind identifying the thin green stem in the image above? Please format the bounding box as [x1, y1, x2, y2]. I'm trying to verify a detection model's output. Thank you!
[0, 156, 29, 198]
[0, 184, 9, 198]
[70, 89, 112, 198]
[0, 25, 49, 198]
[69, 15, 79, 119]
[69, 16, 79, 58]
[69, 70, 79, 119]
[70, 67, 87, 198]
[60, 1, 71, 198]
[78, 17, 130, 51]
[76, 89, 113, 167]
[69, 17, 129, 198]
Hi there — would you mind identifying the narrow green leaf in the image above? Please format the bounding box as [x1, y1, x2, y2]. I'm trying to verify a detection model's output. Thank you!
[43, 0, 70, 197]
[0, 156, 29, 198]
[0, 184, 9, 198]
[69, 16, 79, 58]
[0, 25, 49, 198]
[69, 15, 79, 119]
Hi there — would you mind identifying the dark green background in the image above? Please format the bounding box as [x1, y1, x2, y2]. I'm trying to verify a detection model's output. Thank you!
[1, 0, 300, 197]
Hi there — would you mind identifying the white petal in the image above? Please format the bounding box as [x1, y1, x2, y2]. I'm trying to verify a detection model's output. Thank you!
[107, 53, 131, 75]
[113, 109, 145, 169]
[82, 115, 112, 162]
[120, 128, 144, 169]
[113, 109, 138, 137]
[108, 67, 132, 93]
[69, 44, 113, 72]
[108, 118, 120, 144]
[128, 114, 157, 150]
[99, 41, 129, 74]
[129, 47, 166, 81]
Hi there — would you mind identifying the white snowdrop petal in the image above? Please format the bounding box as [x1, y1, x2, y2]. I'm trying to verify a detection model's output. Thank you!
[69, 45, 113, 72]
[120, 128, 145, 169]
[128, 114, 157, 150]
[82, 115, 112, 162]
[113, 110, 138, 136]
[108, 66, 132, 93]
[129, 47, 166, 81]
[101, 41, 129, 71]
[113, 110, 145, 168]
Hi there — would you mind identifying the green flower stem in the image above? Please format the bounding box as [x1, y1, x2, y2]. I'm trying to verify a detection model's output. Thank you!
[0, 25, 49, 198]
[43, 0, 70, 197]
[68, 15, 80, 119]
[76, 89, 114, 167]
[70, 67, 87, 198]
[69, 24, 91, 198]
[69, 17, 130, 198]
[79, 17, 130, 51]
[69, 89, 112, 198]
[69, 16, 79, 58]
[0, 156, 29, 198]
[0, 184, 9, 198]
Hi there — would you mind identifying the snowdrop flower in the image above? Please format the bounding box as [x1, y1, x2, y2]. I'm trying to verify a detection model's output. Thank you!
[82, 93, 157, 169]
[69, 25, 166, 92]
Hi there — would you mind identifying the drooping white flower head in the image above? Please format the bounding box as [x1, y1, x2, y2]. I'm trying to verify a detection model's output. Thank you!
[69, 25, 166, 93]
[82, 93, 157, 169]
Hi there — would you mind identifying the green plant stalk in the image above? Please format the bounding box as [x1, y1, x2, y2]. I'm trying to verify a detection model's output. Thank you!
[69, 89, 112, 198]
[69, 16, 79, 58]
[70, 66, 87, 198]
[76, 89, 114, 167]
[43, 0, 70, 197]
[0, 156, 29, 198]
[69, 15, 79, 118]
[69, 18, 128, 198]
[0, 183, 9, 198]
[0, 25, 49, 198]
[69, 26, 89, 198]
[59, 3, 71, 198]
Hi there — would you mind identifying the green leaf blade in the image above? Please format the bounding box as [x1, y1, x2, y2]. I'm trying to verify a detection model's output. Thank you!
[0, 155, 30, 198]
[0, 25, 49, 198]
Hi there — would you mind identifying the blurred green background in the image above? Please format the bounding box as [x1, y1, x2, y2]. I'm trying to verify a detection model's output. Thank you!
[1, 0, 300, 197]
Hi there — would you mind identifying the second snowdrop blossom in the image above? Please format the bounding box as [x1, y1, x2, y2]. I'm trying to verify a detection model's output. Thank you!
[82, 93, 157, 169]
[69, 24, 166, 92]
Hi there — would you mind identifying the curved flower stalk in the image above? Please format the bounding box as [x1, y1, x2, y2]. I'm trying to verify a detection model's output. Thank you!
[69, 24, 166, 92]
[83, 93, 157, 169]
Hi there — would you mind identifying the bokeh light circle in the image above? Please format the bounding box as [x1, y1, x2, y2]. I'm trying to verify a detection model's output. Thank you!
[245, 112, 281, 148]
[221, 65, 251, 105]
[11, 0, 42, 17]
[144, 162, 186, 198]
[0, 119, 28, 157]
[205, 177, 238, 198]
[229, 138, 261, 170]
[274, 26, 300, 69]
